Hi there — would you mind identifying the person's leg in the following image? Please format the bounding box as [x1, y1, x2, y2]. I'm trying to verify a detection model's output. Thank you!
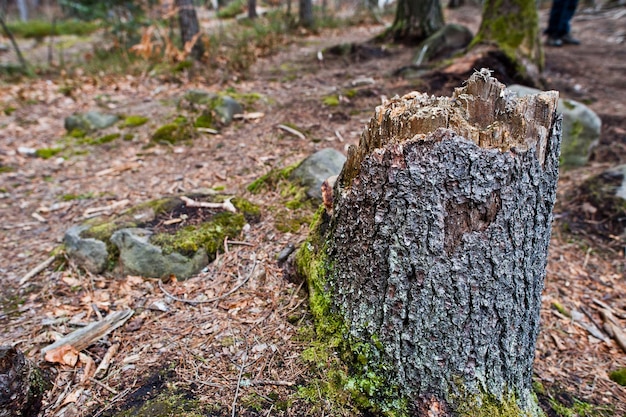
[562, 0, 580, 39]
[546, 0, 566, 37]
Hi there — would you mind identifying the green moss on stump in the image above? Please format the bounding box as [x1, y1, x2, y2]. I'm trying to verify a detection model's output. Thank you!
[295, 208, 406, 416]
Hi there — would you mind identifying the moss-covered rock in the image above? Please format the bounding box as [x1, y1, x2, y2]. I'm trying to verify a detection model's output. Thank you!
[63, 194, 252, 278]
[151, 118, 196, 144]
[151, 211, 245, 261]
[64, 111, 119, 132]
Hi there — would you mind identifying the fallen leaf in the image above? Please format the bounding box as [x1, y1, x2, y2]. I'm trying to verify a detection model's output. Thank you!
[45, 344, 79, 366]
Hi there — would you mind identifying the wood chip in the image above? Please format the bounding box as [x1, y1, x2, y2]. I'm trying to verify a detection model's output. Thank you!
[94, 343, 120, 379]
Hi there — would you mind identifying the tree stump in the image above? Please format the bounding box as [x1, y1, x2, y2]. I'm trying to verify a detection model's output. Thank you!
[298, 69, 560, 416]
[0, 346, 51, 417]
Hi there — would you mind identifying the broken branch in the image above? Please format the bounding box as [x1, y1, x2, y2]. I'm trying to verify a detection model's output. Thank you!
[180, 195, 236, 213]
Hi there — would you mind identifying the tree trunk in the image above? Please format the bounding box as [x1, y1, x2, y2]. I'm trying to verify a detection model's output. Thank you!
[0, 346, 51, 417]
[248, 0, 258, 18]
[473, 0, 542, 84]
[387, 0, 444, 43]
[17, 0, 28, 21]
[175, 0, 204, 60]
[299, 0, 314, 27]
[298, 70, 561, 416]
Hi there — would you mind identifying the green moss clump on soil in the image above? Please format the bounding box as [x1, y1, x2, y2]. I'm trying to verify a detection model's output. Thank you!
[247, 164, 299, 193]
[275, 210, 312, 233]
[231, 197, 261, 223]
[193, 112, 213, 128]
[609, 368, 626, 386]
[323, 95, 340, 106]
[151, 212, 245, 259]
[0, 165, 14, 173]
[152, 117, 196, 144]
[122, 115, 149, 127]
[89, 133, 121, 145]
[69, 128, 87, 138]
[62, 193, 93, 201]
[551, 301, 571, 317]
[35, 147, 63, 159]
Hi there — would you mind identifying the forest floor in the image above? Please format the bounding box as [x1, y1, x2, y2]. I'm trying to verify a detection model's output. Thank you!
[0, 3, 625, 417]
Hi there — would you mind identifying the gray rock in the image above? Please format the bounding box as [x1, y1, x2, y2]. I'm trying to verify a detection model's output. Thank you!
[508, 84, 602, 168]
[65, 111, 120, 132]
[63, 225, 109, 274]
[290, 148, 346, 201]
[181, 90, 243, 125]
[412, 24, 473, 65]
[214, 96, 243, 125]
[183, 89, 217, 105]
[110, 228, 208, 279]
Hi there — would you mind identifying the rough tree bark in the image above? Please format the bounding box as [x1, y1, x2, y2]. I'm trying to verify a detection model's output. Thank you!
[0, 346, 51, 417]
[386, 0, 444, 43]
[175, 0, 204, 60]
[298, 70, 561, 416]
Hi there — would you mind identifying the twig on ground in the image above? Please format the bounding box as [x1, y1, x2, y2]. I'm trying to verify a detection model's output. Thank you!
[89, 377, 118, 395]
[180, 195, 236, 213]
[94, 343, 120, 379]
[232, 352, 248, 417]
[276, 124, 305, 140]
[19, 255, 56, 286]
[247, 379, 294, 387]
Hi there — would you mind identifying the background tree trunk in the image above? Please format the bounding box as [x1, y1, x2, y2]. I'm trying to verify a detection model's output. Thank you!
[472, 0, 542, 83]
[248, 0, 258, 18]
[298, 70, 561, 415]
[387, 0, 444, 43]
[17, 0, 28, 21]
[175, 0, 204, 60]
[299, 0, 314, 27]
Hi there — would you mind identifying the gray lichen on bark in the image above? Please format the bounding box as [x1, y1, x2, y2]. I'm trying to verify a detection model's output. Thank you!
[316, 69, 561, 415]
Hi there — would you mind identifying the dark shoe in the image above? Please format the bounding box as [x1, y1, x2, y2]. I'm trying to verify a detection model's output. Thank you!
[561, 33, 581, 45]
[547, 37, 563, 47]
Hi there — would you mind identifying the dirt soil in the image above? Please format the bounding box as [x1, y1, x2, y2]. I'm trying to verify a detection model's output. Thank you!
[0, 3, 625, 417]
